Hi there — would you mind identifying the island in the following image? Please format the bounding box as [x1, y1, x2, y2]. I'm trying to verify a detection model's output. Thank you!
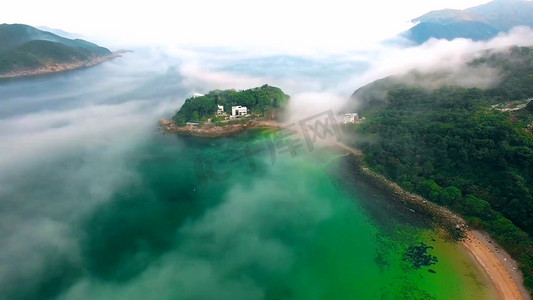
[0, 24, 124, 79]
[160, 85, 290, 137]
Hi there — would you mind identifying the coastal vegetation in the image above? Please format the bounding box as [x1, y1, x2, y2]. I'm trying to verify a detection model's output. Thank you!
[0, 24, 112, 76]
[171, 85, 289, 126]
[350, 46, 533, 294]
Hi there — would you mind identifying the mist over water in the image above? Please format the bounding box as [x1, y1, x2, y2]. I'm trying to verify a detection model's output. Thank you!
[0, 47, 494, 299]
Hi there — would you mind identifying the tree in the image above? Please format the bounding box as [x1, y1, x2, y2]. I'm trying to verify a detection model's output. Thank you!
[440, 186, 462, 205]
[349, 46, 533, 293]
[172, 86, 289, 124]
[419, 180, 442, 202]
[192, 111, 200, 122]
[527, 100, 533, 114]
[462, 195, 496, 220]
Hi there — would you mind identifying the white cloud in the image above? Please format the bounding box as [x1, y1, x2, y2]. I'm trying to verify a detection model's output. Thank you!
[2, 6, 533, 298]
[346, 26, 533, 91]
[1, 0, 492, 52]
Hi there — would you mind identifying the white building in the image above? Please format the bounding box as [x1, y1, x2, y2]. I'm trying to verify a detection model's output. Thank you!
[192, 93, 205, 98]
[217, 105, 225, 115]
[343, 113, 359, 124]
[231, 106, 248, 117]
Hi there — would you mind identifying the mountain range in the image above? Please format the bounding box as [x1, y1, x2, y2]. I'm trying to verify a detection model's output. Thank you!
[0, 24, 113, 77]
[404, 0, 533, 44]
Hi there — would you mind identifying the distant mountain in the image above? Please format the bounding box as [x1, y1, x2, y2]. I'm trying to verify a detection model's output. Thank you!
[36, 26, 85, 40]
[0, 24, 114, 77]
[407, 21, 500, 43]
[404, 0, 533, 44]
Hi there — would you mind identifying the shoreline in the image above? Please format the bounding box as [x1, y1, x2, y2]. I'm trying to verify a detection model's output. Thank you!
[0, 50, 128, 80]
[463, 230, 530, 300]
[160, 118, 530, 299]
[159, 118, 282, 137]
[337, 143, 468, 236]
[336, 142, 530, 300]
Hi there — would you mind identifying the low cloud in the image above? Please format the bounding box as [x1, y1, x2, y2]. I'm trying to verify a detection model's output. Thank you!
[348, 26, 533, 93]
[57, 160, 336, 300]
[179, 61, 268, 93]
[0, 51, 188, 298]
[2, 25, 533, 300]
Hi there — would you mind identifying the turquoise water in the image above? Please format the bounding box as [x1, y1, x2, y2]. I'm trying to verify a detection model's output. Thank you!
[0, 54, 492, 299]
[63, 130, 492, 299]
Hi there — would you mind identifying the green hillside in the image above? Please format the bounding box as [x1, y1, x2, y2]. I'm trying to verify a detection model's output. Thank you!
[172, 85, 290, 125]
[406, 0, 533, 43]
[349, 46, 533, 294]
[0, 24, 111, 75]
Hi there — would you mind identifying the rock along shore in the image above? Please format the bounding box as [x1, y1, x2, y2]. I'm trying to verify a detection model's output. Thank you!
[0, 50, 128, 79]
[337, 144, 530, 300]
[337, 146, 468, 237]
[159, 118, 530, 299]
[159, 118, 281, 137]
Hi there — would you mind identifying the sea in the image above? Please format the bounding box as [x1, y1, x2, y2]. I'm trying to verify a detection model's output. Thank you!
[0, 49, 494, 300]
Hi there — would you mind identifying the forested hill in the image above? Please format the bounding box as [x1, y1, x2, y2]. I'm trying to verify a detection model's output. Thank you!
[404, 0, 533, 44]
[172, 85, 290, 125]
[0, 24, 112, 76]
[348, 46, 533, 293]
[352, 46, 533, 111]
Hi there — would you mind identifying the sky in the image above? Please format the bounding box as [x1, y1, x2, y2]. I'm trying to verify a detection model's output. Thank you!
[1, 0, 492, 51]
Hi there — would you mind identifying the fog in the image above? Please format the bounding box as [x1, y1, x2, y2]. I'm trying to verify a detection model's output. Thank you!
[58, 166, 340, 300]
[348, 26, 533, 92]
[2, 26, 533, 299]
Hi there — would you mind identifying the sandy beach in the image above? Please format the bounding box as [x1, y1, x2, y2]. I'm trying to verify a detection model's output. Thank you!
[161, 120, 531, 299]
[335, 142, 530, 300]
[463, 231, 530, 300]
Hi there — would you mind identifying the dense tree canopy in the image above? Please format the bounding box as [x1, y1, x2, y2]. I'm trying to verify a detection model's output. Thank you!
[0, 24, 111, 75]
[350, 46, 533, 293]
[172, 85, 289, 125]
[527, 100, 533, 113]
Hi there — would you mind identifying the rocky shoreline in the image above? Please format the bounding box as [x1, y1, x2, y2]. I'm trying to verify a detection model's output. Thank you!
[337, 144, 530, 299]
[336, 145, 468, 237]
[359, 161, 468, 237]
[0, 50, 128, 79]
[159, 118, 281, 137]
[159, 117, 529, 298]
[160, 120, 471, 235]
[159, 120, 476, 237]
[160, 121, 468, 236]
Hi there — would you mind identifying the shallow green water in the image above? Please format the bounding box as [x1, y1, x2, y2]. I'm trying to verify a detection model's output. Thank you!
[69, 129, 493, 299]
[0, 49, 497, 300]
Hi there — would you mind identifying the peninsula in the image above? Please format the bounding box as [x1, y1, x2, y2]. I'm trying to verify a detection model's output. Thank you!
[0, 24, 122, 79]
[161, 85, 289, 137]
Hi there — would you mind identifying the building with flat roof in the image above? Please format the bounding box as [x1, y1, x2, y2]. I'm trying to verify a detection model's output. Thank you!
[343, 113, 359, 124]
[217, 105, 225, 115]
[231, 106, 248, 117]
